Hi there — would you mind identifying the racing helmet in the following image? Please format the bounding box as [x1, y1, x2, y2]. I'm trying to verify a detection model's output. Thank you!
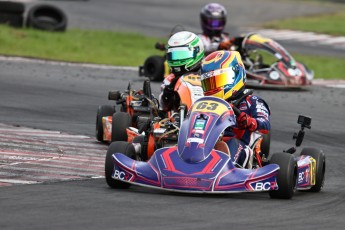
[200, 50, 246, 101]
[200, 3, 227, 37]
[166, 31, 204, 76]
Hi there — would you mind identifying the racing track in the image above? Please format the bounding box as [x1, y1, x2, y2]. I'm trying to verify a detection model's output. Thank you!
[1, 0, 345, 229]
[0, 59, 345, 230]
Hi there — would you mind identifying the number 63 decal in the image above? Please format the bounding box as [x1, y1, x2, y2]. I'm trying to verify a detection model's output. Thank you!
[195, 102, 219, 110]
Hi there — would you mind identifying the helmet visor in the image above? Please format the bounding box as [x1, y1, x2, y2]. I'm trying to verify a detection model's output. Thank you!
[167, 47, 195, 61]
[201, 68, 236, 93]
[203, 18, 225, 29]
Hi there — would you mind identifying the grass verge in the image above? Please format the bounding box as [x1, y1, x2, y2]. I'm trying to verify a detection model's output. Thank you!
[0, 25, 344, 79]
[263, 9, 345, 36]
[0, 25, 165, 66]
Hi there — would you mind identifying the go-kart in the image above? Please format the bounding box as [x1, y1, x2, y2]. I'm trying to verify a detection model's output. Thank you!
[105, 96, 325, 198]
[234, 33, 314, 89]
[111, 73, 204, 160]
[96, 80, 158, 143]
[139, 32, 313, 90]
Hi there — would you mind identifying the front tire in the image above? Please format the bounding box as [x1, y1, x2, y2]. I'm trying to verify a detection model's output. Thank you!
[300, 148, 325, 192]
[105, 141, 136, 189]
[269, 152, 297, 199]
[96, 105, 115, 142]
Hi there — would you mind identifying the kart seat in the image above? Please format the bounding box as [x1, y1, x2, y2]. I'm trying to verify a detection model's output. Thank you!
[214, 141, 230, 155]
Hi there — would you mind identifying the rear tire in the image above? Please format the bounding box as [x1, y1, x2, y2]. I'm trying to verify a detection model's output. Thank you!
[111, 112, 132, 142]
[143, 55, 165, 82]
[300, 147, 325, 192]
[269, 152, 297, 199]
[96, 105, 115, 142]
[105, 141, 136, 189]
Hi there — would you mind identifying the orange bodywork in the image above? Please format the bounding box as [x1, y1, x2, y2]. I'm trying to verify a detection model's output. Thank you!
[126, 128, 139, 143]
[174, 73, 203, 109]
[102, 116, 113, 142]
[147, 122, 161, 159]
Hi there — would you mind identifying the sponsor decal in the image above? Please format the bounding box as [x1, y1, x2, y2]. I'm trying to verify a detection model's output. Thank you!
[193, 133, 201, 138]
[256, 102, 267, 111]
[298, 171, 304, 183]
[269, 71, 280, 80]
[113, 169, 131, 181]
[298, 169, 310, 183]
[251, 181, 276, 191]
[187, 137, 204, 144]
[174, 67, 181, 72]
[194, 129, 205, 134]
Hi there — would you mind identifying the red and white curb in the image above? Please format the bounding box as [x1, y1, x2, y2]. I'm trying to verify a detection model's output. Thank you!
[256, 29, 345, 50]
[0, 123, 108, 187]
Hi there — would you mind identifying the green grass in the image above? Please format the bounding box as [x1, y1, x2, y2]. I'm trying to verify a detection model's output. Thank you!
[263, 10, 345, 36]
[0, 24, 344, 79]
[292, 53, 345, 79]
[0, 25, 165, 66]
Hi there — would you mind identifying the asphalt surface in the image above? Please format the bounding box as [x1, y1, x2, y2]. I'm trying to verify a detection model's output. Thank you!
[1, 0, 345, 229]
[1, 59, 345, 230]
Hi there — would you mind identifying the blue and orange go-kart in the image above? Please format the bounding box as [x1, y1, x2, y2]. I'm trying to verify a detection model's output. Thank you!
[105, 96, 325, 199]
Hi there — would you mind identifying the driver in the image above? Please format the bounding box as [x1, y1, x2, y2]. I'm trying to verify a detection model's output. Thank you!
[200, 50, 271, 168]
[159, 31, 205, 111]
[198, 3, 233, 55]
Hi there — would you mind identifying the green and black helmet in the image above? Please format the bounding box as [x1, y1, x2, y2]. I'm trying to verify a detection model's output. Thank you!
[166, 31, 205, 76]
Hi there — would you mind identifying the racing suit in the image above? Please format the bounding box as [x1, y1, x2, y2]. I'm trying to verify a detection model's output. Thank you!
[224, 91, 271, 168]
[159, 73, 181, 112]
[198, 33, 233, 55]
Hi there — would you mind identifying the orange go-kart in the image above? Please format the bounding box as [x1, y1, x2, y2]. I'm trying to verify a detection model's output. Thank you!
[96, 80, 157, 143]
[101, 73, 204, 161]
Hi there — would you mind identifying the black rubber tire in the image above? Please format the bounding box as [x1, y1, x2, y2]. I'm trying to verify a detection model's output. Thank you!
[105, 141, 136, 189]
[269, 152, 297, 199]
[96, 105, 115, 142]
[300, 147, 325, 192]
[26, 4, 67, 32]
[111, 112, 132, 142]
[143, 55, 165, 82]
[0, 12, 23, 27]
[0, 2, 25, 14]
[261, 132, 271, 158]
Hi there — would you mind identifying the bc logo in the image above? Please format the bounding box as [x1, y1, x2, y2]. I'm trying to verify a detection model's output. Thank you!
[113, 170, 127, 180]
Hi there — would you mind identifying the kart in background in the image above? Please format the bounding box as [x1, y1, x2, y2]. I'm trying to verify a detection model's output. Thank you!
[105, 96, 325, 198]
[95, 80, 157, 143]
[138, 32, 314, 89]
[234, 33, 314, 89]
